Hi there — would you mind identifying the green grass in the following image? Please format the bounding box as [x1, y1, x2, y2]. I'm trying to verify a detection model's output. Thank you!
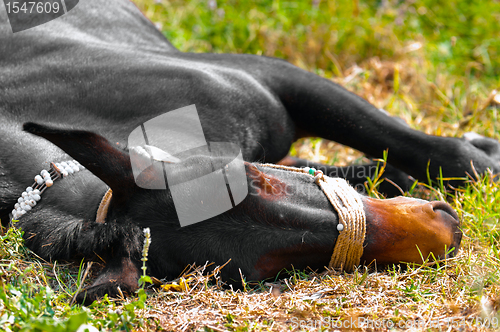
[139, 0, 500, 85]
[0, 228, 148, 331]
[1, 0, 500, 331]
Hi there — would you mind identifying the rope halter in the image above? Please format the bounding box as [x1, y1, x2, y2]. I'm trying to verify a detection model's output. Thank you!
[257, 164, 366, 272]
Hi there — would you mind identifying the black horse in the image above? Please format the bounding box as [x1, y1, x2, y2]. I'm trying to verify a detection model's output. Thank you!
[1, 0, 496, 304]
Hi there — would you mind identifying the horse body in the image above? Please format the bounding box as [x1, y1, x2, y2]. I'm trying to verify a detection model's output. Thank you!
[1, 0, 492, 304]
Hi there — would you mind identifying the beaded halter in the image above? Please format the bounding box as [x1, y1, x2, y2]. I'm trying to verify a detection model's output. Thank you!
[10, 161, 84, 221]
[258, 164, 366, 272]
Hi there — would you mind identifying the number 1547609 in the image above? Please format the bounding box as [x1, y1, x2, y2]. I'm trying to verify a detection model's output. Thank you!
[5, 1, 61, 14]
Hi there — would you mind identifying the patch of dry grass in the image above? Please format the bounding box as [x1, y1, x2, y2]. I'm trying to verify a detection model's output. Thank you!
[136, 253, 499, 331]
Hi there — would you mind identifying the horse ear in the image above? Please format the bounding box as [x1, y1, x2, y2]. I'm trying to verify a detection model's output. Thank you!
[23, 122, 135, 199]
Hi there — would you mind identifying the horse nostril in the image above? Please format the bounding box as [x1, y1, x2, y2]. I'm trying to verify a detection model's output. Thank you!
[429, 201, 462, 257]
[429, 201, 460, 225]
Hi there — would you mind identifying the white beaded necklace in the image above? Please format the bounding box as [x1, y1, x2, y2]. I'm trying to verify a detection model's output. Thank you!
[10, 160, 85, 221]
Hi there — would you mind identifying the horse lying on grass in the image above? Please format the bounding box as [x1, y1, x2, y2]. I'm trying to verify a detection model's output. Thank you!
[2, 0, 499, 304]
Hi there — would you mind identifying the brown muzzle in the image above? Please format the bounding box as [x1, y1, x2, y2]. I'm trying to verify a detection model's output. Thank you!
[360, 196, 462, 265]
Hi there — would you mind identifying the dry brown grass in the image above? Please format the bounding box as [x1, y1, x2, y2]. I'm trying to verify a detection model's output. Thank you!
[131, 246, 499, 331]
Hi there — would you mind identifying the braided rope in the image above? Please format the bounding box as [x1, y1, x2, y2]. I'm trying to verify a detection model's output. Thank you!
[257, 163, 366, 271]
